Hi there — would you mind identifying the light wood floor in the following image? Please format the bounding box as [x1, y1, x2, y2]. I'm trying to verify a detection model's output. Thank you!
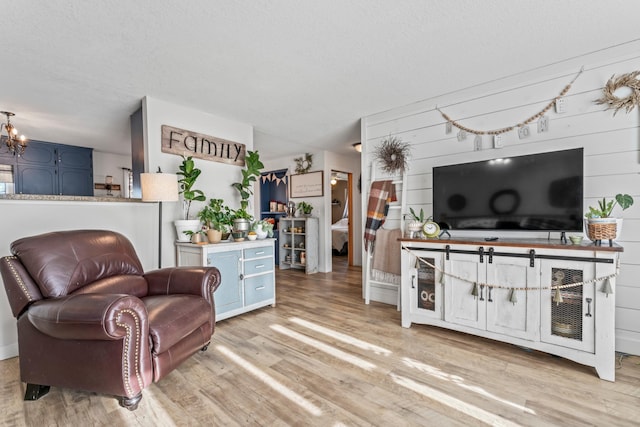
[1, 256, 639, 426]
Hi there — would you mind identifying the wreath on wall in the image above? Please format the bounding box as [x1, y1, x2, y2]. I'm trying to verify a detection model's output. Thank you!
[294, 153, 313, 174]
[373, 136, 411, 174]
[595, 71, 640, 115]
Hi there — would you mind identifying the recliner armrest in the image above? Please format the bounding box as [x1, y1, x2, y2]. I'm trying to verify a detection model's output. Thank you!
[27, 293, 149, 341]
[144, 267, 221, 305]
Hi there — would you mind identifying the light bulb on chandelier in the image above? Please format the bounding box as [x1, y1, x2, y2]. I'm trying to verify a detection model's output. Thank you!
[1, 111, 28, 155]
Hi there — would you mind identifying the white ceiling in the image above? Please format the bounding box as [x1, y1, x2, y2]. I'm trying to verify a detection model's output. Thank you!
[3, 1, 640, 160]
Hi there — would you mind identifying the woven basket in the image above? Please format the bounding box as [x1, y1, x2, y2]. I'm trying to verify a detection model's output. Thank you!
[586, 220, 617, 241]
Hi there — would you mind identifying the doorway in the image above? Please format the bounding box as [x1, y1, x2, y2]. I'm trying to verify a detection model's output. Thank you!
[330, 170, 353, 267]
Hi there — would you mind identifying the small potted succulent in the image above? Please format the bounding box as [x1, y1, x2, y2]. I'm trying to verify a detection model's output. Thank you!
[297, 201, 313, 217]
[406, 207, 425, 238]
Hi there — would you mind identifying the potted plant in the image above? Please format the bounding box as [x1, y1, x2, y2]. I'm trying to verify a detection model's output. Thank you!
[198, 198, 234, 243]
[252, 219, 275, 239]
[230, 208, 254, 236]
[183, 228, 207, 244]
[406, 207, 425, 238]
[297, 201, 313, 217]
[175, 155, 206, 241]
[231, 150, 264, 233]
[585, 193, 634, 244]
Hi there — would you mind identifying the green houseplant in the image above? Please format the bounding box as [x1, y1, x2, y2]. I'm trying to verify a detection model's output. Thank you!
[585, 194, 634, 219]
[406, 207, 426, 238]
[585, 193, 634, 244]
[231, 150, 264, 233]
[297, 201, 313, 216]
[198, 198, 234, 243]
[175, 155, 206, 241]
[252, 219, 275, 239]
[177, 155, 206, 219]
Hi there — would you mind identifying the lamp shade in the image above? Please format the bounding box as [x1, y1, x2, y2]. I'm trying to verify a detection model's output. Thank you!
[140, 173, 179, 202]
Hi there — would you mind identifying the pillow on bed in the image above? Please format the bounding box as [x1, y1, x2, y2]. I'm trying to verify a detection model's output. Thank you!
[333, 218, 349, 227]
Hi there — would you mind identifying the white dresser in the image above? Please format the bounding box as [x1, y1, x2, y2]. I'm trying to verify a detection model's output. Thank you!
[176, 239, 276, 321]
[400, 238, 622, 381]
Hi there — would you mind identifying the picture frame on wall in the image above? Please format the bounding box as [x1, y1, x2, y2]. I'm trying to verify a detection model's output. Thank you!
[290, 171, 324, 198]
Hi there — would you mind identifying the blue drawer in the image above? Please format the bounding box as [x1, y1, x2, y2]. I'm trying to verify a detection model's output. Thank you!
[244, 257, 274, 275]
[244, 274, 275, 306]
[244, 245, 273, 259]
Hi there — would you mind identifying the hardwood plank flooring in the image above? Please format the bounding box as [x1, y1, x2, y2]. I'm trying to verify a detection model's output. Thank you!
[1, 256, 639, 426]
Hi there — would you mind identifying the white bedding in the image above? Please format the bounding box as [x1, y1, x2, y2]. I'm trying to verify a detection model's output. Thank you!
[331, 218, 349, 252]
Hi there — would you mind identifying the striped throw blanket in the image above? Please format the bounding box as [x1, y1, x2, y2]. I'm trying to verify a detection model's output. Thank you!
[364, 180, 396, 251]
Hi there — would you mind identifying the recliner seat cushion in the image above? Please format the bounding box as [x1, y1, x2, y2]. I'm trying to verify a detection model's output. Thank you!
[143, 294, 212, 353]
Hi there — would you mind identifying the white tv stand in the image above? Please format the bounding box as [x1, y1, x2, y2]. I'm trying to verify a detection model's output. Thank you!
[400, 237, 622, 381]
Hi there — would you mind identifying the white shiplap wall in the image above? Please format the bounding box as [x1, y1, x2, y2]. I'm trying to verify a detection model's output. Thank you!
[361, 40, 640, 355]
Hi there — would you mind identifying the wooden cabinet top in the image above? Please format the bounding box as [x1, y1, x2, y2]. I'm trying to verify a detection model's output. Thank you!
[400, 237, 623, 253]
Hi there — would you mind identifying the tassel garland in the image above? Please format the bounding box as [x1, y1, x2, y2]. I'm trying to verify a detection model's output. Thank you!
[553, 287, 563, 305]
[600, 278, 613, 297]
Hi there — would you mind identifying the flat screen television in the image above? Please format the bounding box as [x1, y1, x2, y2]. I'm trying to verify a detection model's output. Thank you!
[433, 148, 584, 232]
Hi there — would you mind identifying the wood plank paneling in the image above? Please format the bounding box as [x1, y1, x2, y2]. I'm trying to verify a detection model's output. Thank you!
[362, 42, 640, 354]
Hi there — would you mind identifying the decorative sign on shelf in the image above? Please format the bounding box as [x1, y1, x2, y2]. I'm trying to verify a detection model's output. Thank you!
[161, 125, 246, 167]
[290, 171, 324, 198]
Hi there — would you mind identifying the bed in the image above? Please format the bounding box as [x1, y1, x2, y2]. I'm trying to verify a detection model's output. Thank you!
[331, 218, 349, 254]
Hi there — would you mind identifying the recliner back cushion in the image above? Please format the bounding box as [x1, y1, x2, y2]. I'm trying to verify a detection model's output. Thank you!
[11, 230, 145, 298]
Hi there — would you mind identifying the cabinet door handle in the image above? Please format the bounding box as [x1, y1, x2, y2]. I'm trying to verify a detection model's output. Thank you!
[479, 285, 485, 301]
[585, 298, 592, 317]
[487, 287, 493, 302]
[411, 274, 416, 289]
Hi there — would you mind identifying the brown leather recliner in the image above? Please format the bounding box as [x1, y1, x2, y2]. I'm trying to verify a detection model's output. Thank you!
[0, 230, 221, 410]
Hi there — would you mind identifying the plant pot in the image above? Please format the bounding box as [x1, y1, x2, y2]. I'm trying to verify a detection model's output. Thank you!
[233, 218, 250, 235]
[585, 217, 617, 244]
[174, 219, 201, 242]
[406, 221, 424, 239]
[191, 233, 205, 244]
[207, 229, 222, 244]
[254, 224, 269, 240]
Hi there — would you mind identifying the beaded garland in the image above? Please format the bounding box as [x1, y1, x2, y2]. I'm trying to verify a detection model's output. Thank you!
[437, 67, 584, 136]
[405, 247, 617, 293]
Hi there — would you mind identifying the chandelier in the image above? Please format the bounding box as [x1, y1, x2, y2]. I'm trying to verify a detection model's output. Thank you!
[1, 111, 27, 155]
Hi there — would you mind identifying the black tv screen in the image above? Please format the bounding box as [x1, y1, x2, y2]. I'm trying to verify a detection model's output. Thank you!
[433, 148, 584, 232]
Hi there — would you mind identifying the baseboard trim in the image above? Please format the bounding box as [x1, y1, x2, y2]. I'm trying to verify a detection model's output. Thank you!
[0, 342, 18, 360]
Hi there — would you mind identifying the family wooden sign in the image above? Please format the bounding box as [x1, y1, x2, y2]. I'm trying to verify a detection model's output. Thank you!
[161, 125, 246, 166]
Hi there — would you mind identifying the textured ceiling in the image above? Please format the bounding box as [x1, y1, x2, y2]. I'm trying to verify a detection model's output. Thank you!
[3, 1, 640, 160]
